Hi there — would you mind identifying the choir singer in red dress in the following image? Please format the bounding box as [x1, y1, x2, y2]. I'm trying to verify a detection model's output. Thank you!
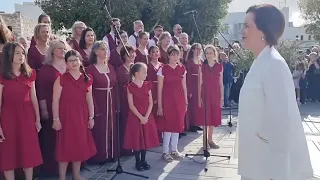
[146, 46, 163, 143]
[198, 45, 223, 150]
[123, 63, 159, 171]
[116, 45, 136, 155]
[52, 50, 96, 180]
[157, 46, 187, 162]
[0, 42, 42, 180]
[87, 41, 118, 163]
[36, 39, 69, 175]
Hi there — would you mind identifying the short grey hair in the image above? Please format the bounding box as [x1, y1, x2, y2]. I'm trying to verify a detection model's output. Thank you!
[71, 21, 87, 37]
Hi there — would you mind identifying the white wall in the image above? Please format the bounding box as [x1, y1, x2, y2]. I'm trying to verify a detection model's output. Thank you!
[14, 2, 43, 21]
[218, 6, 317, 48]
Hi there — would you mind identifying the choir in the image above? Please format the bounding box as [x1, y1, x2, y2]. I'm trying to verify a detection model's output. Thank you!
[0, 14, 225, 180]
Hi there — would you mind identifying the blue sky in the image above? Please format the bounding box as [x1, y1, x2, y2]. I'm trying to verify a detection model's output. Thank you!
[1, 0, 303, 26]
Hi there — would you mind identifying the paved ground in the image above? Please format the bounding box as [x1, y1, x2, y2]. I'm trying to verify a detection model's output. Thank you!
[41, 103, 320, 180]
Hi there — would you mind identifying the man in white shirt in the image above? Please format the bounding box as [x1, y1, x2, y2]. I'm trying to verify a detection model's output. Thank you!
[172, 24, 182, 45]
[128, 20, 144, 48]
[102, 18, 121, 52]
[148, 25, 163, 48]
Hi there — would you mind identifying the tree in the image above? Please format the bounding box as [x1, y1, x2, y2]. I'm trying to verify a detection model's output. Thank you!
[232, 40, 300, 74]
[276, 40, 301, 71]
[298, 0, 320, 42]
[36, 0, 230, 42]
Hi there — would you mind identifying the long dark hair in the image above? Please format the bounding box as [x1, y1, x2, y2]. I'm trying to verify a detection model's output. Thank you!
[64, 50, 90, 82]
[120, 45, 136, 62]
[2, 42, 32, 79]
[186, 43, 202, 61]
[38, 14, 50, 23]
[79, 27, 96, 50]
[130, 62, 146, 81]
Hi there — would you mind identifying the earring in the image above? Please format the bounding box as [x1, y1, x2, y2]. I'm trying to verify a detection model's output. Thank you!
[261, 37, 265, 41]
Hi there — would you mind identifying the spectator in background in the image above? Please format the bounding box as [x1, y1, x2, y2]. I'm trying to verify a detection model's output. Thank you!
[18, 37, 28, 50]
[219, 51, 234, 107]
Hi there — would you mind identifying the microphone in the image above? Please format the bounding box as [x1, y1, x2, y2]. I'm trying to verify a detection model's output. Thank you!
[102, 0, 107, 6]
[101, 0, 107, 10]
[183, 10, 197, 15]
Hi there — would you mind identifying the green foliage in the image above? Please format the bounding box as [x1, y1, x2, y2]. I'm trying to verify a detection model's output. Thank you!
[298, 0, 320, 42]
[37, 0, 230, 41]
[275, 40, 301, 71]
[232, 40, 300, 74]
[231, 48, 254, 76]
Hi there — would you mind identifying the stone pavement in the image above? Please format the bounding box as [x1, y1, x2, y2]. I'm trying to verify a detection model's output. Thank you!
[41, 103, 320, 180]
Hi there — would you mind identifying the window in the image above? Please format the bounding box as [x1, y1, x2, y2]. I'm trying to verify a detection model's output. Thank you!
[300, 35, 304, 40]
[309, 35, 312, 40]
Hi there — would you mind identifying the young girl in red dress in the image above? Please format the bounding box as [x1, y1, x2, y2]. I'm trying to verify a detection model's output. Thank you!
[52, 50, 96, 180]
[123, 62, 159, 171]
[146, 46, 163, 142]
[157, 46, 188, 162]
[0, 42, 42, 180]
[199, 45, 223, 149]
[116, 45, 136, 155]
[186, 43, 204, 133]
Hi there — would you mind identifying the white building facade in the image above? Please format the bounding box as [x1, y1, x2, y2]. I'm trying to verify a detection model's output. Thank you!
[14, 2, 43, 21]
[218, 7, 317, 49]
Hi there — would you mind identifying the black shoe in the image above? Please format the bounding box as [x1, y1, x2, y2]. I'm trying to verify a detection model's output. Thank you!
[197, 126, 203, 131]
[189, 126, 198, 132]
[180, 132, 187, 136]
[141, 162, 151, 170]
[135, 163, 144, 171]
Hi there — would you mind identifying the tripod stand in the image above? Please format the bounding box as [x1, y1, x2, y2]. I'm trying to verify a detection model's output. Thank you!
[216, 29, 242, 134]
[184, 10, 230, 172]
[101, 1, 148, 179]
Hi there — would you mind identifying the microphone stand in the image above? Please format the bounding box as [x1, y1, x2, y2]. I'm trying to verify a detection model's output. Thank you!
[216, 29, 242, 134]
[101, 2, 149, 180]
[184, 11, 231, 172]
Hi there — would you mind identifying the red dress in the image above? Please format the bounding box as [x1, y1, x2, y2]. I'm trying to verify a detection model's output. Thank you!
[75, 47, 90, 67]
[27, 46, 46, 71]
[135, 49, 149, 64]
[86, 65, 118, 163]
[186, 60, 203, 126]
[69, 39, 79, 50]
[146, 62, 163, 141]
[36, 65, 61, 175]
[157, 65, 186, 133]
[116, 65, 131, 154]
[109, 49, 123, 69]
[200, 63, 223, 126]
[30, 36, 36, 47]
[159, 46, 168, 64]
[0, 70, 43, 171]
[123, 82, 159, 150]
[55, 73, 96, 162]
